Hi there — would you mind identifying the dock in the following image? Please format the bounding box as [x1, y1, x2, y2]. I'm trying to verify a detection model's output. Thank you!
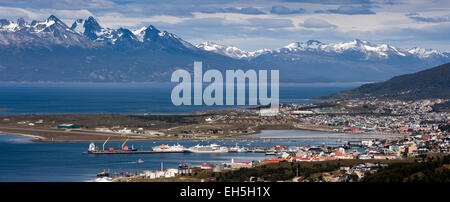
[82, 150, 185, 154]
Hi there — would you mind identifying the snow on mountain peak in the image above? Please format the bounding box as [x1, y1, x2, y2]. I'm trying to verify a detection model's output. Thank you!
[0, 15, 446, 60]
[284, 42, 302, 50]
[196, 41, 269, 59]
[281, 39, 410, 58]
[32, 18, 56, 33]
[407, 47, 442, 58]
[283, 40, 323, 51]
[0, 15, 69, 34]
[198, 39, 447, 60]
[132, 26, 147, 42]
[0, 19, 19, 31]
[71, 19, 85, 34]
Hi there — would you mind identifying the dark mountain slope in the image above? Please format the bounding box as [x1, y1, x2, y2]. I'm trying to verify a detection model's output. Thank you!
[323, 62, 450, 100]
[0, 45, 251, 82]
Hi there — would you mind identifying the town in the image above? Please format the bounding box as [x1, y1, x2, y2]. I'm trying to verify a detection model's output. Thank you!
[88, 98, 449, 182]
[1, 97, 449, 182]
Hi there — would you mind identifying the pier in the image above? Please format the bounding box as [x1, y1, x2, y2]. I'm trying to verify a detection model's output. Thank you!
[82, 150, 185, 155]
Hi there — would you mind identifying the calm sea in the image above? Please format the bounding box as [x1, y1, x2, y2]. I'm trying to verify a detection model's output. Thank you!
[0, 82, 360, 114]
[0, 132, 379, 182]
[0, 82, 364, 181]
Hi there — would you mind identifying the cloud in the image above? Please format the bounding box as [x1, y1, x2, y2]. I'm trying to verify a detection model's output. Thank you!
[247, 18, 294, 28]
[155, 17, 294, 37]
[299, 18, 337, 29]
[0, 6, 94, 23]
[406, 13, 450, 23]
[201, 7, 266, 15]
[280, 0, 373, 4]
[0, 0, 449, 52]
[369, 22, 450, 51]
[315, 5, 375, 15]
[270, 5, 305, 15]
[96, 13, 188, 28]
[0, 0, 117, 10]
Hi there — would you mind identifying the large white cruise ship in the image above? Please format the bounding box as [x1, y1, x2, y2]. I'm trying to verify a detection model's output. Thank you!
[186, 144, 228, 153]
[152, 143, 185, 152]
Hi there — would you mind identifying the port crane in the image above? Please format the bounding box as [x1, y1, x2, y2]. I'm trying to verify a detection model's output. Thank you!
[121, 138, 129, 150]
[102, 136, 111, 151]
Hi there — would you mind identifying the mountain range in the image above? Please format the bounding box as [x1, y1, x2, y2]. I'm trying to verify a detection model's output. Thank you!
[0, 15, 449, 82]
[197, 40, 448, 60]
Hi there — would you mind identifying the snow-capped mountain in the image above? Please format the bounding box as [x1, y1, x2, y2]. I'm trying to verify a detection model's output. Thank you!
[0, 15, 66, 33]
[197, 40, 449, 82]
[132, 26, 147, 42]
[198, 39, 448, 60]
[0, 15, 449, 83]
[407, 47, 445, 59]
[69, 17, 195, 49]
[0, 15, 240, 82]
[0, 15, 91, 47]
[0, 15, 195, 50]
[196, 41, 270, 59]
[71, 17, 141, 44]
[248, 39, 449, 82]
[276, 39, 448, 60]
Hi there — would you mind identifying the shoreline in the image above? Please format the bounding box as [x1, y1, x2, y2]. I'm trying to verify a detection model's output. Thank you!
[0, 131, 45, 141]
[0, 128, 405, 143]
[0, 112, 408, 143]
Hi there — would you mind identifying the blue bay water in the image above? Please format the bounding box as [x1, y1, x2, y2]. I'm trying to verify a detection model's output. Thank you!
[0, 82, 360, 114]
[0, 133, 372, 182]
[247, 130, 399, 138]
[0, 82, 364, 181]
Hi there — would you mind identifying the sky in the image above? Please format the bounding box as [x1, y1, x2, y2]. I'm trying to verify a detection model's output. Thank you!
[0, 0, 449, 51]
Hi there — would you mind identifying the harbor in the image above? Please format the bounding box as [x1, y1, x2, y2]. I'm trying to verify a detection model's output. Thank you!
[82, 136, 363, 155]
[83, 138, 265, 154]
[0, 132, 379, 182]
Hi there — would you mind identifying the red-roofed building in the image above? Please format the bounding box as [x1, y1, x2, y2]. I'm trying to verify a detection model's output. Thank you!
[201, 164, 212, 170]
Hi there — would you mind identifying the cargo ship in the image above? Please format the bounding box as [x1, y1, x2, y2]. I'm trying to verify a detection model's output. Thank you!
[84, 137, 150, 154]
[83, 137, 186, 154]
[185, 144, 228, 153]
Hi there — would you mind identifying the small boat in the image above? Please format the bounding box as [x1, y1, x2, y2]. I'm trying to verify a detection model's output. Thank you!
[97, 170, 110, 177]
[229, 143, 247, 153]
[136, 159, 144, 164]
[179, 162, 190, 169]
[265, 151, 277, 155]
